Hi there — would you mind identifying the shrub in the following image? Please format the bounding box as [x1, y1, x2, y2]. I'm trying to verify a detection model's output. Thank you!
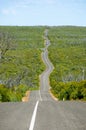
[0, 84, 22, 102]
[51, 80, 86, 100]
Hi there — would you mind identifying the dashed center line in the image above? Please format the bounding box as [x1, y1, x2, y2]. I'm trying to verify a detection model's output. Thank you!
[29, 101, 39, 130]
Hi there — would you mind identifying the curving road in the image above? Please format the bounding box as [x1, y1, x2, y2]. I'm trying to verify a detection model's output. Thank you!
[29, 29, 54, 101]
[0, 30, 86, 130]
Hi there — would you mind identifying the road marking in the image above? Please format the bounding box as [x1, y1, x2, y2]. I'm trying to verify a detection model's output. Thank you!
[39, 90, 42, 101]
[29, 101, 39, 130]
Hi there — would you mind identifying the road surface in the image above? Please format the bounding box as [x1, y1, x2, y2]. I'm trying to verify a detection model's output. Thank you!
[0, 30, 86, 130]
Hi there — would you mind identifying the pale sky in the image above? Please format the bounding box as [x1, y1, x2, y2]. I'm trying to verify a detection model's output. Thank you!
[0, 0, 86, 26]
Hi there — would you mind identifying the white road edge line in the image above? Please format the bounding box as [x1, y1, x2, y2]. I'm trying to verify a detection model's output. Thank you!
[39, 90, 42, 101]
[29, 101, 39, 130]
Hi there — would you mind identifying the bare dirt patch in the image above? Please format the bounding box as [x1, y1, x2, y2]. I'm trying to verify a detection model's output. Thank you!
[22, 91, 30, 102]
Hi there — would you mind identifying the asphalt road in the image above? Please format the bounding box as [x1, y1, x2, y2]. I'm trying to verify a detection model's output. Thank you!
[0, 30, 86, 130]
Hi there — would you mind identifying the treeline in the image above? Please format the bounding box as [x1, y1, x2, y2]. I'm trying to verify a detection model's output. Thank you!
[48, 26, 86, 100]
[0, 26, 45, 102]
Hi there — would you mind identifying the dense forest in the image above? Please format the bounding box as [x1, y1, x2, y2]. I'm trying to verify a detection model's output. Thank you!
[48, 26, 86, 100]
[0, 26, 45, 101]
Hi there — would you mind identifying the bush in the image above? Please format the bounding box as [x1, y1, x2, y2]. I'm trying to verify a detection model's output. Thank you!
[51, 80, 86, 100]
[16, 84, 29, 97]
[0, 84, 22, 102]
[0, 94, 2, 102]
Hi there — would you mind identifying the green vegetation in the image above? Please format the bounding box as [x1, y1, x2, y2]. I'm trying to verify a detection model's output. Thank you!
[51, 80, 86, 100]
[0, 26, 86, 101]
[0, 26, 45, 102]
[48, 26, 86, 100]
